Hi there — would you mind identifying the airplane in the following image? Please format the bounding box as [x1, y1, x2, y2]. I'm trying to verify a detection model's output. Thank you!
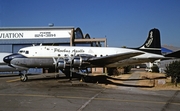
[0, 52, 28, 73]
[3, 28, 165, 82]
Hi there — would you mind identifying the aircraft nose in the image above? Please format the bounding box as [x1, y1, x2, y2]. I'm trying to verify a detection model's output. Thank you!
[3, 53, 26, 64]
[3, 56, 12, 64]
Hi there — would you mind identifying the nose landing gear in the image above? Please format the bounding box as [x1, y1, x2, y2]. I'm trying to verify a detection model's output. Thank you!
[20, 74, 28, 82]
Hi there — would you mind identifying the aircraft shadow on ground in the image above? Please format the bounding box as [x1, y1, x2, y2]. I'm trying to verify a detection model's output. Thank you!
[82, 75, 155, 88]
[27, 75, 154, 88]
[99, 80, 154, 88]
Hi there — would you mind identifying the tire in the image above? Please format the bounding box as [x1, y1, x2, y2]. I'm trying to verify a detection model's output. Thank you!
[20, 74, 28, 82]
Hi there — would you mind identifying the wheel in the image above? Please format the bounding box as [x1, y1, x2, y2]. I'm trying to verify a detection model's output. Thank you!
[20, 74, 28, 82]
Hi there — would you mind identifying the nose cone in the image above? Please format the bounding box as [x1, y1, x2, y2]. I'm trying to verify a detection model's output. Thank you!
[3, 53, 26, 64]
[3, 55, 13, 64]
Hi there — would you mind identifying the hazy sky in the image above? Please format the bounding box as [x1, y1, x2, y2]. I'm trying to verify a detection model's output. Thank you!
[0, 0, 180, 47]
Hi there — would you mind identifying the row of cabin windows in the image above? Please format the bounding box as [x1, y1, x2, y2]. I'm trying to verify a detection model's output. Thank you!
[57, 54, 108, 57]
[94, 55, 108, 57]
[19, 50, 108, 57]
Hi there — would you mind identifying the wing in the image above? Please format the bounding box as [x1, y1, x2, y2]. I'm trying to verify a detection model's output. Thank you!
[88, 52, 144, 67]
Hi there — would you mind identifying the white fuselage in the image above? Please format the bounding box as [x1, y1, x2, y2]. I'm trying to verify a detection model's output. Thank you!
[19, 46, 137, 57]
[19, 46, 163, 58]
[17, 46, 164, 68]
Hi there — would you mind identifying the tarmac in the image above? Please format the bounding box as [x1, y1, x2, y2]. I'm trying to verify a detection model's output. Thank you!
[0, 71, 180, 111]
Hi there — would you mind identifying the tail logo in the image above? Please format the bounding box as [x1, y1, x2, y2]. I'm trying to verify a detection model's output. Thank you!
[145, 31, 153, 47]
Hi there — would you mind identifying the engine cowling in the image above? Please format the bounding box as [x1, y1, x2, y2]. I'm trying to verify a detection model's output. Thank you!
[56, 55, 92, 69]
[72, 56, 82, 67]
[57, 59, 66, 69]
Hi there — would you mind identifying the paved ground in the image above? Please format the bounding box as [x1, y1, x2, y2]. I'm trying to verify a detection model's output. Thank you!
[0, 71, 179, 111]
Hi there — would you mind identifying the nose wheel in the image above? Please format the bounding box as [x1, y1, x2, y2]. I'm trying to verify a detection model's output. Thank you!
[20, 74, 28, 82]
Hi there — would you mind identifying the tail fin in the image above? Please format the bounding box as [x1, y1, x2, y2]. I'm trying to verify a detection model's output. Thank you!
[137, 28, 161, 54]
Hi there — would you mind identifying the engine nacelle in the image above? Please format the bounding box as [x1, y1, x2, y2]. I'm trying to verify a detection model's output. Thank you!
[57, 59, 66, 69]
[72, 56, 82, 67]
[56, 55, 92, 69]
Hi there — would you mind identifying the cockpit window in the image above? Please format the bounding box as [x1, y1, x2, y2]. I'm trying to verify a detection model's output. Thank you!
[19, 50, 25, 53]
[19, 50, 29, 54]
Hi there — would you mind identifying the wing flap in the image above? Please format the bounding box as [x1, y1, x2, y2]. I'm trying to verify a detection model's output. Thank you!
[88, 52, 143, 66]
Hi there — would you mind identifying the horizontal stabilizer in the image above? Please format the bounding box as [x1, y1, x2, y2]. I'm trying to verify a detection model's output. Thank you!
[164, 50, 180, 58]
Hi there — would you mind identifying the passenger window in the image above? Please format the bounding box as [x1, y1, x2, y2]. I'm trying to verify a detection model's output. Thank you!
[25, 51, 29, 54]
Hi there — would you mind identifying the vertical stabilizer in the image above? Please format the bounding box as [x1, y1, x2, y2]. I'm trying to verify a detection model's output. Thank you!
[137, 28, 161, 54]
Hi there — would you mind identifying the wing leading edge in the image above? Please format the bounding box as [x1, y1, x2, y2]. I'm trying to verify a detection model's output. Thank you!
[88, 52, 144, 67]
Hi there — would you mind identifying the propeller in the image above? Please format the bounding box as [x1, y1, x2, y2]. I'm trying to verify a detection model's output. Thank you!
[53, 52, 77, 80]
[52, 57, 60, 78]
[66, 52, 76, 81]
[53, 52, 76, 81]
